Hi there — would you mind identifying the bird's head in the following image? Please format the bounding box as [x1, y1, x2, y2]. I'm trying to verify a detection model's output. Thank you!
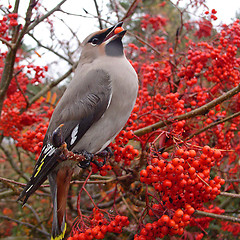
[80, 22, 126, 62]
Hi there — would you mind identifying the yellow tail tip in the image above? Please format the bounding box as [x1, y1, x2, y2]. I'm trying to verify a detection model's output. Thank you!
[51, 223, 67, 240]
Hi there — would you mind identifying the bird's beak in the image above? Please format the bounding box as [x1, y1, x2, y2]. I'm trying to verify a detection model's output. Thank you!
[103, 22, 126, 44]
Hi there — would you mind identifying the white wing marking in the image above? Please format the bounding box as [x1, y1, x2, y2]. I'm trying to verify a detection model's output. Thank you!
[106, 92, 113, 109]
[26, 184, 33, 193]
[70, 124, 79, 145]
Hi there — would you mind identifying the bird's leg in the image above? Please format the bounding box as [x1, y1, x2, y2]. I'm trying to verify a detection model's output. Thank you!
[76, 150, 106, 169]
[51, 124, 108, 168]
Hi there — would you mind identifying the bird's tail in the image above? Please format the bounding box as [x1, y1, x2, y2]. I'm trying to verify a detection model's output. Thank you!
[18, 144, 60, 205]
[48, 166, 73, 240]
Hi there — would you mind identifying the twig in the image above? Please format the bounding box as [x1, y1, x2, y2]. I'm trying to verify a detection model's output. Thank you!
[0, 37, 14, 48]
[0, 146, 29, 181]
[220, 192, 240, 199]
[128, 31, 162, 56]
[24, 203, 48, 234]
[28, 33, 74, 65]
[93, 0, 103, 29]
[0, 215, 50, 237]
[14, 70, 29, 107]
[134, 83, 240, 136]
[26, 0, 67, 33]
[26, 62, 78, 108]
[119, 188, 138, 223]
[194, 210, 240, 223]
[225, 179, 240, 183]
[186, 111, 240, 140]
[0, 190, 16, 198]
[121, 0, 141, 22]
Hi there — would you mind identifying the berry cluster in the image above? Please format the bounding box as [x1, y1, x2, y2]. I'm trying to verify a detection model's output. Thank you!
[68, 208, 129, 240]
[134, 207, 193, 239]
[111, 130, 139, 166]
[141, 14, 167, 31]
[26, 64, 48, 83]
[17, 122, 48, 156]
[221, 222, 240, 237]
[8, 13, 18, 27]
[136, 146, 225, 238]
[205, 9, 218, 21]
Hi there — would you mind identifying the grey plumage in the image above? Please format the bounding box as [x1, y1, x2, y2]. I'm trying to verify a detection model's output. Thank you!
[18, 22, 138, 240]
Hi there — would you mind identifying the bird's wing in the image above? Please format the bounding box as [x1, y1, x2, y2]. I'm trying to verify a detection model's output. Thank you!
[18, 69, 112, 204]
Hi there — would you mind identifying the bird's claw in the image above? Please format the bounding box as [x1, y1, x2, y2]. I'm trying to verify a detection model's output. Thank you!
[76, 148, 111, 169]
[77, 150, 94, 169]
[92, 158, 106, 168]
[97, 147, 113, 158]
[93, 147, 113, 168]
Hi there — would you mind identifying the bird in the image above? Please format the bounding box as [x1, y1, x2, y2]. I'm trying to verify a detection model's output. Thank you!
[18, 22, 138, 240]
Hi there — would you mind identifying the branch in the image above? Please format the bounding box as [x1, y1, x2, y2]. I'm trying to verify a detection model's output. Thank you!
[0, 146, 29, 181]
[0, 37, 14, 48]
[24, 203, 48, 234]
[0, 0, 36, 118]
[121, 0, 141, 22]
[194, 210, 240, 223]
[134, 83, 240, 136]
[220, 191, 240, 199]
[0, 177, 27, 187]
[26, 62, 77, 108]
[0, 215, 50, 237]
[225, 179, 240, 183]
[26, 0, 68, 33]
[185, 111, 240, 140]
[28, 33, 74, 65]
[93, 0, 103, 29]
[164, 110, 240, 152]
[71, 173, 131, 185]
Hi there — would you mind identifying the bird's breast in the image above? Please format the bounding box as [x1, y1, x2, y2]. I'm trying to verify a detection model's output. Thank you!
[73, 56, 138, 153]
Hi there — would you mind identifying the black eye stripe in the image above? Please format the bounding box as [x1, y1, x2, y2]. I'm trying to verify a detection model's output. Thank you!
[91, 38, 99, 44]
[88, 33, 106, 45]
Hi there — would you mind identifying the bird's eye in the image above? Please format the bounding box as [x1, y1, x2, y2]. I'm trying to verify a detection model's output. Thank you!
[91, 38, 99, 46]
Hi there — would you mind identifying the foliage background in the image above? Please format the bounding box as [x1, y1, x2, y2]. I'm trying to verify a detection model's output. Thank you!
[0, 0, 240, 239]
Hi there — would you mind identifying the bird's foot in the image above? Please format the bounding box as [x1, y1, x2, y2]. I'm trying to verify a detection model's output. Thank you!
[93, 147, 113, 168]
[97, 147, 113, 158]
[76, 150, 94, 169]
[75, 149, 109, 169]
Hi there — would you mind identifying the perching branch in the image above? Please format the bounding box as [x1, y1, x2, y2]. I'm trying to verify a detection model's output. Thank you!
[134, 83, 240, 136]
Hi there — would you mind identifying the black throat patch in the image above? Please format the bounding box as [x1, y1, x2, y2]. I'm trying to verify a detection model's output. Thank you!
[105, 38, 123, 57]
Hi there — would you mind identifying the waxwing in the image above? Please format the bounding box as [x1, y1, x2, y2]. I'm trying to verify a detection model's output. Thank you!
[18, 22, 138, 240]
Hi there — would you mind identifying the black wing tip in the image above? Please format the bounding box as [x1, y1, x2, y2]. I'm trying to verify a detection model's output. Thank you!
[17, 190, 29, 206]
